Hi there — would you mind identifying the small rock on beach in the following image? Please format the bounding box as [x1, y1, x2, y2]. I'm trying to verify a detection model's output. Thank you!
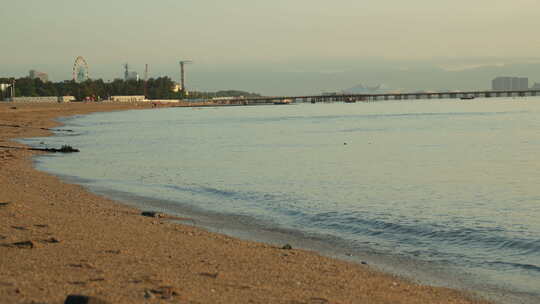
[64, 294, 110, 304]
[141, 211, 164, 218]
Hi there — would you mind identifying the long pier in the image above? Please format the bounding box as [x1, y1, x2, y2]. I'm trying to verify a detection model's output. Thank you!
[216, 89, 540, 105]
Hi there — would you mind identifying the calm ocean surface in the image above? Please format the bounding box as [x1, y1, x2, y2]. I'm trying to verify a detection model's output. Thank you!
[27, 99, 540, 302]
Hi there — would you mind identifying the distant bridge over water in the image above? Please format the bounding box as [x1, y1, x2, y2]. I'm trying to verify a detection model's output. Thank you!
[217, 89, 540, 105]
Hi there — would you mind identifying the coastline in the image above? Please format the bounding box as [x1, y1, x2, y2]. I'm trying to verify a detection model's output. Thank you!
[0, 102, 489, 304]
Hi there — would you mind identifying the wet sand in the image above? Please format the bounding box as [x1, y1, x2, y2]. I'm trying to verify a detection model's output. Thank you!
[0, 102, 490, 304]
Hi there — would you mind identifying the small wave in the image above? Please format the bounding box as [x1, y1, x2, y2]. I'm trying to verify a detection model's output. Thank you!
[340, 127, 389, 133]
[302, 211, 540, 256]
[486, 261, 540, 272]
[243, 111, 520, 125]
[163, 184, 294, 207]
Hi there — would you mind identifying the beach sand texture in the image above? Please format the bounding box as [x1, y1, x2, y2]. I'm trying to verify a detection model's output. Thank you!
[0, 102, 489, 304]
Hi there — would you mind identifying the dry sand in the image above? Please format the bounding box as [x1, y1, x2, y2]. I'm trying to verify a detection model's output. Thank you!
[0, 102, 490, 304]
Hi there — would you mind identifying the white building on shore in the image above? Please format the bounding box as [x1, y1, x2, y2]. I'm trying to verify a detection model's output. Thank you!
[109, 95, 146, 102]
[10, 96, 76, 103]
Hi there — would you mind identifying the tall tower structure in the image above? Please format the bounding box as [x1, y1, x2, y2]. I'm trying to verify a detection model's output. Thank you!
[144, 64, 148, 81]
[123, 63, 129, 81]
[179, 60, 193, 93]
[144, 64, 149, 98]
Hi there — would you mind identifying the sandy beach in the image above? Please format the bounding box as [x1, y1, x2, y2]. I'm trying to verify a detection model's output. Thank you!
[0, 102, 490, 304]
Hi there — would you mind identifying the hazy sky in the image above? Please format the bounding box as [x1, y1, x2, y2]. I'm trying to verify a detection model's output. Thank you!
[2, 0, 540, 94]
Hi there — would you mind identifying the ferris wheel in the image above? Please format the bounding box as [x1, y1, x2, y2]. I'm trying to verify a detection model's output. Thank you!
[72, 56, 89, 82]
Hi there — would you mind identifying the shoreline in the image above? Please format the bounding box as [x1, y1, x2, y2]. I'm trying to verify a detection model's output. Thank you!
[0, 102, 490, 304]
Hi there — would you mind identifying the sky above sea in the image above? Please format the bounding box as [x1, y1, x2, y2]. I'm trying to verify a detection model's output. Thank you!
[2, 0, 540, 95]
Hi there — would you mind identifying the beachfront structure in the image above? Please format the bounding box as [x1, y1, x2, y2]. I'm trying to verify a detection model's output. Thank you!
[0, 83, 10, 92]
[29, 70, 49, 82]
[11, 96, 75, 103]
[1, 82, 16, 101]
[58, 96, 76, 103]
[0, 83, 12, 101]
[492, 77, 529, 91]
[171, 83, 181, 93]
[109, 95, 146, 102]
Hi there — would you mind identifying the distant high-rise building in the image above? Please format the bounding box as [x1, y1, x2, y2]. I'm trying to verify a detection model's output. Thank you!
[492, 76, 528, 91]
[126, 71, 139, 81]
[29, 70, 49, 82]
[519, 77, 529, 90]
[532, 82, 540, 90]
[492, 77, 509, 91]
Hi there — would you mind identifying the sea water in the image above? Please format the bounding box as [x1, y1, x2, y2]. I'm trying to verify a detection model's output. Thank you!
[26, 99, 540, 303]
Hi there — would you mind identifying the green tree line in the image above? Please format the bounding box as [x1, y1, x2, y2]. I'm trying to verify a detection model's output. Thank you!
[0, 77, 260, 101]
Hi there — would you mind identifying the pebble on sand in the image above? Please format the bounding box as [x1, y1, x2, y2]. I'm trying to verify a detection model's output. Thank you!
[64, 294, 110, 304]
[141, 211, 164, 218]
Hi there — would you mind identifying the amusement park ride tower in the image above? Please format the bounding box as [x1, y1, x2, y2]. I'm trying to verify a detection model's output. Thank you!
[72, 56, 89, 83]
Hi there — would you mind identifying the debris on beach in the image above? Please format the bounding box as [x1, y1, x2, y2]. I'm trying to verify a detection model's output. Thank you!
[309, 297, 330, 304]
[145, 286, 179, 300]
[56, 145, 79, 153]
[0, 201, 11, 207]
[0, 144, 79, 153]
[41, 237, 61, 244]
[143, 290, 155, 299]
[4, 238, 61, 248]
[9, 240, 36, 249]
[139, 211, 190, 221]
[199, 272, 219, 279]
[29, 145, 79, 153]
[103, 249, 122, 254]
[68, 263, 95, 269]
[44, 128, 74, 132]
